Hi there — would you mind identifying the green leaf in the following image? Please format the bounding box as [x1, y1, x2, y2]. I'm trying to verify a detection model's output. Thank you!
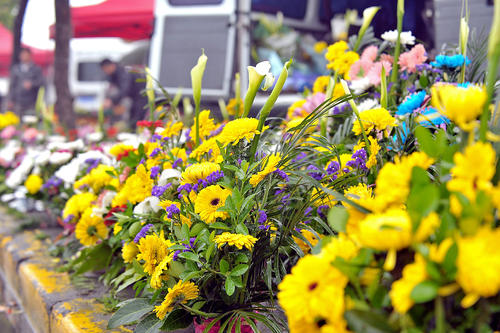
[442, 242, 458, 278]
[327, 206, 349, 233]
[75, 243, 112, 275]
[235, 223, 249, 235]
[177, 252, 201, 263]
[219, 259, 229, 274]
[208, 222, 231, 230]
[345, 309, 396, 333]
[161, 308, 192, 330]
[415, 126, 437, 157]
[225, 277, 236, 296]
[235, 253, 249, 263]
[189, 223, 206, 236]
[230, 264, 249, 277]
[426, 261, 442, 282]
[410, 281, 439, 303]
[107, 298, 154, 328]
[134, 313, 163, 333]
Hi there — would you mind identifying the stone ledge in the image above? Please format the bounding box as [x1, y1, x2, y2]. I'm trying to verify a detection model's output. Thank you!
[0, 207, 131, 333]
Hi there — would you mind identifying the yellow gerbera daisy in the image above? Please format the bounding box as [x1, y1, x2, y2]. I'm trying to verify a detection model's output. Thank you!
[194, 185, 232, 223]
[214, 232, 258, 251]
[249, 153, 282, 186]
[150, 253, 175, 289]
[191, 110, 216, 139]
[180, 162, 220, 185]
[62, 192, 97, 222]
[154, 280, 199, 319]
[112, 164, 153, 206]
[75, 208, 108, 246]
[160, 121, 184, 138]
[226, 98, 243, 116]
[352, 108, 396, 136]
[189, 137, 223, 163]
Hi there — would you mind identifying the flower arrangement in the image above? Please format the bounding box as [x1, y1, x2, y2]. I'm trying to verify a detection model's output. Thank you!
[1, 0, 500, 332]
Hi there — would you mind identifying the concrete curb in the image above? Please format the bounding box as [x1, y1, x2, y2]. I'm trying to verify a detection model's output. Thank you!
[0, 208, 132, 333]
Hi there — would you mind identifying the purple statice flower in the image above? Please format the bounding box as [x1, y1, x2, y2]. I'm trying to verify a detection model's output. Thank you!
[237, 159, 242, 166]
[178, 184, 192, 193]
[307, 165, 323, 181]
[275, 187, 286, 196]
[149, 148, 161, 158]
[407, 85, 417, 94]
[63, 214, 74, 223]
[292, 152, 307, 163]
[84, 158, 100, 173]
[206, 170, 224, 184]
[400, 72, 409, 80]
[281, 194, 291, 205]
[192, 183, 199, 192]
[346, 149, 367, 171]
[139, 158, 145, 166]
[151, 134, 163, 142]
[304, 206, 312, 216]
[210, 124, 225, 137]
[165, 204, 181, 219]
[258, 210, 269, 230]
[152, 185, 170, 197]
[172, 250, 181, 261]
[133, 223, 154, 243]
[332, 103, 350, 115]
[172, 158, 183, 168]
[42, 176, 62, 190]
[184, 128, 192, 142]
[317, 205, 329, 219]
[150, 166, 161, 179]
[326, 161, 340, 179]
[273, 169, 289, 182]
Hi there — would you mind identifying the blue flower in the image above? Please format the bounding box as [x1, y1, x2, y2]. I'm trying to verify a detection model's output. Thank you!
[431, 54, 470, 68]
[416, 107, 450, 127]
[397, 91, 426, 116]
[134, 224, 154, 243]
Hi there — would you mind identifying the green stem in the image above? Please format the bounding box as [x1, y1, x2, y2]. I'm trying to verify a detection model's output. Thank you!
[242, 77, 265, 118]
[180, 303, 219, 318]
[320, 72, 338, 137]
[235, 73, 241, 119]
[435, 296, 445, 333]
[238, 270, 250, 304]
[390, 0, 404, 86]
[195, 103, 200, 147]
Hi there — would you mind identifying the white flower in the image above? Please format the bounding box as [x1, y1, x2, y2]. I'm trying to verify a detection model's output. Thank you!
[49, 152, 73, 165]
[357, 98, 381, 112]
[54, 151, 111, 185]
[6, 155, 34, 188]
[133, 196, 162, 215]
[248, 61, 273, 91]
[34, 150, 51, 166]
[350, 77, 372, 94]
[0, 140, 21, 164]
[381, 30, 415, 45]
[158, 169, 181, 186]
[86, 132, 103, 143]
[22, 115, 38, 124]
[47, 139, 85, 152]
[92, 191, 116, 216]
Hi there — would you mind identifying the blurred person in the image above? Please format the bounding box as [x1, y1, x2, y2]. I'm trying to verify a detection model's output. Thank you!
[100, 59, 148, 130]
[8, 48, 45, 116]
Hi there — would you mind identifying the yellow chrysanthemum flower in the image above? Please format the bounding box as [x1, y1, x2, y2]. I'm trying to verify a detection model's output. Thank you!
[214, 232, 258, 251]
[319, 233, 359, 263]
[25, 174, 43, 194]
[389, 254, 427, 314]
[374, 152, 434, 210]
[191, 110, 216, 139]
[112, 164, 153, 207]
[161, 121, 184, 138]
[63, 192, 97, 222]
[456, 227, 500, 308]
[312, 76, 330, 94]
[325, 40, 349, 63]
[217, 118, 265, 146]
[431, 83, 487, 130]
[286, 99, 307, 120]
[109, 143, 134, 157]
[313, 41, 328, 53]
[122, 241, 139, 263]
[342, 184, 375, 238]
[194, 185, 232, 223]
[366, 137, 380, 168]
[288, 316, 350, 333]
[154, 280, 199, 319]
[189, 137, 223, 163]
[311, 186, 338, 208]
[278, 254, 348, 327]
[226, 98, 244, 116]
[150, 253, 174, 289]
[75, 208, 108, 246]
[181, 162, 220, 185]
[328, 51, 360, 79]
[249, 153, 282, 187]
[0, 111, 20, 129]
[352, 108, 396, 136]
[136, 232, 173, 275]
[74, 164, 118, 193]
[293, 229, 321, 253]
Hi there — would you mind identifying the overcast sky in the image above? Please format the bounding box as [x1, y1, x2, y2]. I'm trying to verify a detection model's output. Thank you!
[22, 0, 106, 50]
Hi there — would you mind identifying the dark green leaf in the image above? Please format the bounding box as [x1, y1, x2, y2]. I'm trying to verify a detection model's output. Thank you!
[134, 313, 163, 333]
[225, 277, 236, 296]
[345, 309, 396, 333]
[178, 252, 201, 263]
[410, 280, 439, 303]
[161, 308, 192, 330]
[108, 298, 154, 328]
[219, 259, 229, 274]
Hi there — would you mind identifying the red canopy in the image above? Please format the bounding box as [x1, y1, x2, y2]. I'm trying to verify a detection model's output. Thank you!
[0, 24, 54, 77]
[49, 0, 154, 41]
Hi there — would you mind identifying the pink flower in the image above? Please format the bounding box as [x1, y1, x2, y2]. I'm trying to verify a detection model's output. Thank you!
[380, 54, 394, 64]
[398, 44, 427, 73]
[23, 128, 38, 142]
[349, 58, 374, 79]
[361, 45, 378, 62]
[366, 60, 392, 86]
[302, 92, 326, 114]
[1, 126, 16, 140]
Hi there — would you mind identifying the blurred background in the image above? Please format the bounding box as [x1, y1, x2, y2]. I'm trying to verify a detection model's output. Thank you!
[0, 0, 494, 126]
